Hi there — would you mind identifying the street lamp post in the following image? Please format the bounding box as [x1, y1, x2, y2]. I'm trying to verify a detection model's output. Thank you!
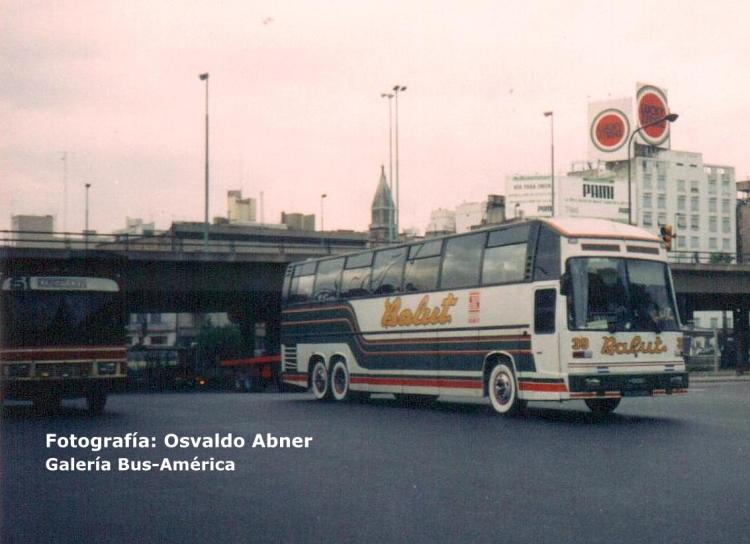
[320, 193, 327, 231]
[543, 111, 554, 217]
[627, 113, 679, 225]
[381, 92, 394, 242]
[393, 85, 406, 241]
[199, 73, 210, 249]
[85, 183, 91, 249]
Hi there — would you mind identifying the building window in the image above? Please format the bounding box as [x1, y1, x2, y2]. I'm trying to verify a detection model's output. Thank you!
[658, 213, 667, 226]
[643, 213, 653, 226]
[691, 216, 700, 231]
[691, 180, 699, 193]
[709, 238, 718, 250]
[643, 193, 653, 209]
[677, 196, 686, 211]
[658, 195, 666, 209]
[722, 199, 730, 214]
[677, 235, 686, 249]
[643, 174, 652, 189]
[708, 179, 717, 194]
[676, 215, 687, 229]
[709, 217, 717, 233]
[709, 198, 717, 213]
[723, 217, 731, 233]
[691, 236, 699, 249]
[723, 238, 731, 250]
[657, 175, 667, 191]
[691, 197, 699, 212]
[677, 179, 686, 192]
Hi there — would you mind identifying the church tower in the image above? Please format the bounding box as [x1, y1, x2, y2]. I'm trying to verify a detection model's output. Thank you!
[369, 165, 396, 244]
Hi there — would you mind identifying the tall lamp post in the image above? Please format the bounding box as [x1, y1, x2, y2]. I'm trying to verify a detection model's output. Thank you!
[199, 72, 210, 249]
[381, 92, 394, 242]
[85, 183, 91, 249]
[627, 113, 679, 225]
[320, 193, 327, 231]
[393, 85, 406, 241]
[543, 111, 554, 217]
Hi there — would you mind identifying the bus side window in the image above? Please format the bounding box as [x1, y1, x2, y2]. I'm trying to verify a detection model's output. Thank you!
[288, 262, 317, 304]
[342, 252, 374, 299]
[441, 232, 486, 290]
[533, 226, 561, 281]
[482, 243, 526, 285]
[313, 257, 344, 301]
[534, 289, 556, 334]
[403, 240, 442, 292]
[372, 247, 406, 295]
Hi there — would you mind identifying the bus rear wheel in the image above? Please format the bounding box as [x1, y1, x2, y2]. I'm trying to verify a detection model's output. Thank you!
[585, 398, 621, 415]
[310, 360, 331, 401]
[488, 363, 525, 415]
[331, 361, 353, 401]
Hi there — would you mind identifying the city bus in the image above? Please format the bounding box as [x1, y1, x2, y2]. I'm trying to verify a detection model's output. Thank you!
[280, 218, 688, 415]
[1, 273, 127, 413]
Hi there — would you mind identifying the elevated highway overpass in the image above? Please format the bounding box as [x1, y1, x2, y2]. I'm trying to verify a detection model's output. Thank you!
[3, 227, 750, 365]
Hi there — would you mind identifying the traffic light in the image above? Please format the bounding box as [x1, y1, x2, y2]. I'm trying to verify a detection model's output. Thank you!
[660, 225, 675, 251]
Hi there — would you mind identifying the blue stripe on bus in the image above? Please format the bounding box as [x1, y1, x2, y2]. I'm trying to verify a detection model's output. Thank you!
[282, 304, 536, 372]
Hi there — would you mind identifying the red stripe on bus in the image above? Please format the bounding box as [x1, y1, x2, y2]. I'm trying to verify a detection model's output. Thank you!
[518, 381, 568, 393]
[1, 347, 126, 362]
[350, 376, 482, 389]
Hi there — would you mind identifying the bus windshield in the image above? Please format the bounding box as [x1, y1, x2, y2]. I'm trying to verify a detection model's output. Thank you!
[2, 290, 124, 348]
[567, 257, 679, 333]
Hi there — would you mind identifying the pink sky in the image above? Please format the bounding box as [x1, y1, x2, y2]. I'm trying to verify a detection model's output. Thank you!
[3, 0, 750, 235]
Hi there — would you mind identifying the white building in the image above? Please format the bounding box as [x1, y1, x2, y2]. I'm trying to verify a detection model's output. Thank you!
[227, 190, 257, 223]
[426, 196, 506, 236]
[610, 148, 736, 260]
[425, 208, 456, 237]
[507, 83, 737, 263]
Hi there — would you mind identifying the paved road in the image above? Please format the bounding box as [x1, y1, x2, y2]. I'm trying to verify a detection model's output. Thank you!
[3, 384, 750, 544]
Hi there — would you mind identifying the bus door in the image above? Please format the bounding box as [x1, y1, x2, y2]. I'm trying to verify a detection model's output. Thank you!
[531, 288, 561, 375]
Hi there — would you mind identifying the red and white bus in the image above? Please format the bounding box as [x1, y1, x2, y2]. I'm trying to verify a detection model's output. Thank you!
[280, 218, 687, 415]
[1, 274, 127, 413]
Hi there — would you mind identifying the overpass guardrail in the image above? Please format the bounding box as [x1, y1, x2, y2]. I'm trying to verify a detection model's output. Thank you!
[0, 229, 370, 260]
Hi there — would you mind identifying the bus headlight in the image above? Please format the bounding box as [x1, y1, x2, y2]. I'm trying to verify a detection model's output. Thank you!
[97, 362, 118, 376]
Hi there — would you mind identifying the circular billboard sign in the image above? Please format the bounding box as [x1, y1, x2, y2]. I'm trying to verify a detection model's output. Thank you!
[590, 108, 630, 153]
[637, 85, 670, 146]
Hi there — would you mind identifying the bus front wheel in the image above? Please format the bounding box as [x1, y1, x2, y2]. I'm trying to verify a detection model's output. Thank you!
[488, 363, 525, 415]
[310, 360, 331, 401]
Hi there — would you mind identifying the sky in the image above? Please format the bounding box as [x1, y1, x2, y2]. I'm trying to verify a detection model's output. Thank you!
[3, 0, 750, 236]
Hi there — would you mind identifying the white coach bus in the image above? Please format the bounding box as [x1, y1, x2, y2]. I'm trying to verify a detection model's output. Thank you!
[280, 218, 687, 415]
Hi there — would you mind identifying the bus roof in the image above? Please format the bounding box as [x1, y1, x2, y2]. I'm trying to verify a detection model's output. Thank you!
[541, 218, 661, 243]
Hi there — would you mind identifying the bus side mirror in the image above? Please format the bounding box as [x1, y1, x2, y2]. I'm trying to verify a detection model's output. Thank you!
[560, 273, 571, 296]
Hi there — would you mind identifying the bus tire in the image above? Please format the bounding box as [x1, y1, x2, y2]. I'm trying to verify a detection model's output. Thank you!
[310, 360, 331, 401]
[585, 398, 620, 415]
[488, 363, 524, 415]
[331, 360, 353, 401]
